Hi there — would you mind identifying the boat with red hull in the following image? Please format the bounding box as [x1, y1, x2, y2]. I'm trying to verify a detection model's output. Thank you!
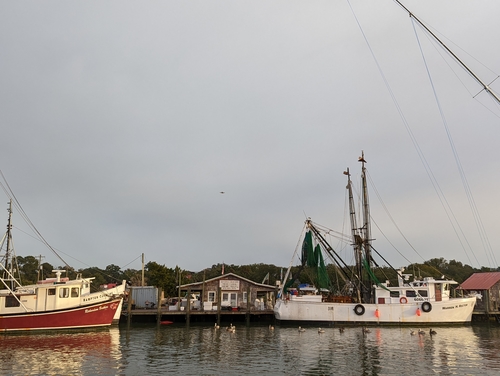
[0, 298, 122, 331]
[0, 199, 126, 332]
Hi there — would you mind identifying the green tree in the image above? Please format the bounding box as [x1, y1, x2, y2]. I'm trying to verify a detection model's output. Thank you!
[16, 255, 39, 284]
[146, 262, 177, 296]
[103, 264, 124, 281]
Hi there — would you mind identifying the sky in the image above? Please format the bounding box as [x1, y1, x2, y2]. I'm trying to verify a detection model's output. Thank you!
[1, 1, 499, 274]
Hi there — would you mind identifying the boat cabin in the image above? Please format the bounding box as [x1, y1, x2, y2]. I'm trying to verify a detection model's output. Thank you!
[375, 276, 455, 305]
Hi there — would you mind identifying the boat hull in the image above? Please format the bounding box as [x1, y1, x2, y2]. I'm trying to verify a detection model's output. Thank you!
[0, 298, 122, 332]
[274, 297, 476, 324]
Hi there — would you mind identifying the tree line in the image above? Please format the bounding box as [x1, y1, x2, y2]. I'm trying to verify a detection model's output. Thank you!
[14, 255, 498, 298]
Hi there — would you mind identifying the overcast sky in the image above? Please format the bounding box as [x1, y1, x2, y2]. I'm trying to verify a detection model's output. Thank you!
[1, 1, 499, 275]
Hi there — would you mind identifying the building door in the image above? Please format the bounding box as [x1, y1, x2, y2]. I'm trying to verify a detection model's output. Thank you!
[222, 292, 238, 307]
[230, 292, 237, 307]
[435, 284, 442, 301]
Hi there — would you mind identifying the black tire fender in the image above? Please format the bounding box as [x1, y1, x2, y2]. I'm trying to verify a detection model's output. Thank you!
[354, 304, 365, 316]
[421, 302, 432, 313]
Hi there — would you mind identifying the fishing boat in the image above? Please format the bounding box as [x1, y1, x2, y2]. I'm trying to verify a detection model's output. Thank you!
[0, 200, 126, 332]
[274, 153, 477, 325]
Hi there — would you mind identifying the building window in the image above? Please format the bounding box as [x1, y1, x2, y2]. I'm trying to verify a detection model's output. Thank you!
[208, 291, 216, 302]
[243, 291, 248, 303]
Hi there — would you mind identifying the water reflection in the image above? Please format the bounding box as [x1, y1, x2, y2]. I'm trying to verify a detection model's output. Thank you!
[0, 327, 121, 375]
[2, 324, 500, 375]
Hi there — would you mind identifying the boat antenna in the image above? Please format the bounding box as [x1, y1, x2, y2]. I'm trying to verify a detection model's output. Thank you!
[394, 0, 500, 105]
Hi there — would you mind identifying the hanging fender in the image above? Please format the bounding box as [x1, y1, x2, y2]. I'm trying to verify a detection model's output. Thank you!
[354, 304, 365, 316]
[421, 302, 432, 313]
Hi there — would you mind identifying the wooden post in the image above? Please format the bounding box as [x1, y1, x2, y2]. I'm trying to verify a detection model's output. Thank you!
[127, 286, 132, 326]
[202, 270, 206, 311]
[177, 267, 181, 311]
[217, 286, 221, 326]
[156, 287, 162, 324]
[485, 289, 491, 316]
[246, 286, 250, 326]
[186, 287, 191, 325]
[141, 253, 145, 287]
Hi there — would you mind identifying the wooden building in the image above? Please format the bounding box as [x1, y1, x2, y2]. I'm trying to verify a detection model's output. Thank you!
[178, 272, 276, 312]
[458, 272, 500, 320]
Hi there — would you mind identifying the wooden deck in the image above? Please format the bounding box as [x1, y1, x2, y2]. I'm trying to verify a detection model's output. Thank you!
[121, 307, 275, 324]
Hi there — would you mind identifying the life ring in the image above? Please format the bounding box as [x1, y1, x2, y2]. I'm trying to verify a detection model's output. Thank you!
[421, 302, 432, 313]
[400, 297, 408, 304]
[354, 304, 365, 316]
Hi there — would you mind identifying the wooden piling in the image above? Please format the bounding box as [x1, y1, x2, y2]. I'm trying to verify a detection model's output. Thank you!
[217, 286, 221, 326]
[186, 287, 191, 325]
[127, 287, 132, 326]
[156, 287, 162, 324]
[246, 286, 250, 326]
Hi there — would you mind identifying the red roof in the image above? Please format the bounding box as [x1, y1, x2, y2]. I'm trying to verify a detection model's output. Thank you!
[459, 272, 500, 290]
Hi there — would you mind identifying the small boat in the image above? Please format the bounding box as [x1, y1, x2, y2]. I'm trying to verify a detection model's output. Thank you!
[0, 200, 126, 332]
[161, 320, 174, 325]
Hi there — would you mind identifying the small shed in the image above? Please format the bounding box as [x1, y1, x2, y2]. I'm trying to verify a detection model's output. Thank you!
[128, 286, 162, 309]
[458, 272, 500, 313]
[179, 272, 276, 311]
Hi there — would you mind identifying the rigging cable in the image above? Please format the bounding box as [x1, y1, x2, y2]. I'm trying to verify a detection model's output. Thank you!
[0, 171, 71, 270]
[0, 171, 127, 286]
[346, 0, 480, 267]
[409, 16, 498, 268]
[393, 0, 500, 105]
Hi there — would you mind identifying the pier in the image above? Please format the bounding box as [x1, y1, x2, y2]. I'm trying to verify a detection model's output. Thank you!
[121, 306, 275, 324]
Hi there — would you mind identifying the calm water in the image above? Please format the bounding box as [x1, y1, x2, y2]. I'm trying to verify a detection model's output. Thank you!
[1, 323, 500, 375]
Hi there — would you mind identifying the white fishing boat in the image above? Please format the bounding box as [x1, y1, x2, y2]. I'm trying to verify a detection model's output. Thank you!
[0, 200, 126, 332]
[274, 153, 476, 325]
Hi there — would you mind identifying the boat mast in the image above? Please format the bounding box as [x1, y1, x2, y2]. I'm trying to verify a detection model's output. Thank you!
[395, 0, 500, 105]
[3, 200, 14, 286]
[359, 152, 373, 303]
[344, 168, 363, 303]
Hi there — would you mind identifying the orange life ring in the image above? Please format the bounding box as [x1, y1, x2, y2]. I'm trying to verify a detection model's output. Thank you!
[400, 297, 408, 304]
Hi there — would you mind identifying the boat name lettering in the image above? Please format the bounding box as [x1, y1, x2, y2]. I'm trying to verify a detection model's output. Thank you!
[413, 298, 429, 302]
[459, 304, 468, 307]
[85, 308, 98, 313]
[328, 307, 334, 311]
[442, 306, 455, 310]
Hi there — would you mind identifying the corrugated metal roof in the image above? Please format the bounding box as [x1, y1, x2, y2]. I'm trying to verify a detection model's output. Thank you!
[458, 272, 500, 290]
